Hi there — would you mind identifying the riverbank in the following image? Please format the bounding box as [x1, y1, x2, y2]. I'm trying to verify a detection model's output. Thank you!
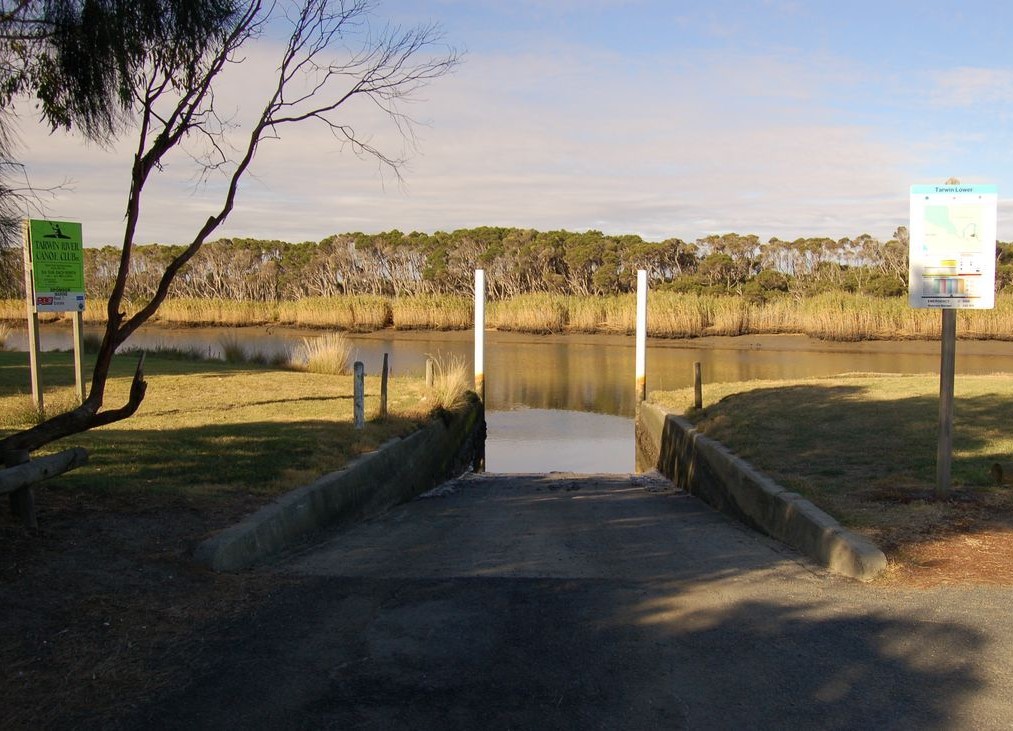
[5, 291, 1013, 342]
[651, 374, 1013, 586]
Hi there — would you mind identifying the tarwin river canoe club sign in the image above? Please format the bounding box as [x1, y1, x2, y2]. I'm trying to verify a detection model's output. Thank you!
[28, 219, 85, 312]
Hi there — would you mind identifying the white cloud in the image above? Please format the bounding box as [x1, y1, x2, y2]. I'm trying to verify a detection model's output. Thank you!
[12, 30, 924, 247]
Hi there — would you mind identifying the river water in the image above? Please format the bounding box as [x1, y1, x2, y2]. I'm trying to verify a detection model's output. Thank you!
[10, 324, 1013, 473]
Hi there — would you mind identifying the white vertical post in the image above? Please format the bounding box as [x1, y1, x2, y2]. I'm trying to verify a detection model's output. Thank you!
[635, 269, 647, 402]
[474, 269, 485, 401]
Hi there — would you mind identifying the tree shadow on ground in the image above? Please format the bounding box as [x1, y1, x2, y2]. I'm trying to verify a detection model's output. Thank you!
[123, 575, 992, 729]
[46, 415, 420, 501]
[684, 383, 1013, 551]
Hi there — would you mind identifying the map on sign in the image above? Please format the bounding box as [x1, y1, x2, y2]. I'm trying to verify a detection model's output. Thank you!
[909, 185, 997, 309]
[28, 219, 86, 312]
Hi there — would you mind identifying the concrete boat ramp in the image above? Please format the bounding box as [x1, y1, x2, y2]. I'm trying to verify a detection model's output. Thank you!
[133, 472, 1013, 729]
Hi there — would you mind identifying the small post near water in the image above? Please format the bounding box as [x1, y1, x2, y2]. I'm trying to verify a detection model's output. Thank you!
[635, 269, 647, 402]
[474, 269, 485, 402]
[379, 353, 389, 420]
[353, 361, 365, 429]
[694, 362, 703, 410]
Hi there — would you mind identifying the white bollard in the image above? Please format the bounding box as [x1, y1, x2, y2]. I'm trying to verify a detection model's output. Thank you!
[635, 269, 647, 401]
[474, 269, 485, 401]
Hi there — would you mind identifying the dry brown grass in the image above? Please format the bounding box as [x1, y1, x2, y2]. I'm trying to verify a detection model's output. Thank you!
[13, 291, 1013, 342]
[289, 331, 353, 375]
[392, 295, 471, 330]
[488, 294, 566, 333]
[424, 352, 471, 410]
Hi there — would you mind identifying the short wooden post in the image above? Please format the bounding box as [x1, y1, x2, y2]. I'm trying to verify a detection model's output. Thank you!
[694, 362, 703, 410]
[22, 222, 43, 413]
[353, 361, 365, 429]
[379, 353, 389, 419]
[474, 269, 485, 401]
[936, 309, 956, 498]
[635, 269, 647, 401]
[425, 358, 434, 389]
[4, 449, 36, 529]
[73, 310, 85, 403]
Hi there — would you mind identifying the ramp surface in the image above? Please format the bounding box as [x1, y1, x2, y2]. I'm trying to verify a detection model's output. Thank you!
[133, 473, 1013, 729]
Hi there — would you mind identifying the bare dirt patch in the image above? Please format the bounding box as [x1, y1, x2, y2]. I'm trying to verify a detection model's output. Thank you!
[860, 484, 1013, 587]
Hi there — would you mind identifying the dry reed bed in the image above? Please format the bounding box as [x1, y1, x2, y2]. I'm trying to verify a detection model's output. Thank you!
[4, 292, 1013, 341]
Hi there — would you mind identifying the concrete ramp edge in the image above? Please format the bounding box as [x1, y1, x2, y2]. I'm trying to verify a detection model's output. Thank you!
[195, 398, 485, 572]
[636, 401, 887, 581]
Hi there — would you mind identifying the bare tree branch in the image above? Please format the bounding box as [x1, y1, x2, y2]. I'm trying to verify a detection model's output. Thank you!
[1, 0, 459, 454]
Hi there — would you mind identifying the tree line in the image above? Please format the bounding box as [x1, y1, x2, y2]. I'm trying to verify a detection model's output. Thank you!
[5, 225, 1013, 303]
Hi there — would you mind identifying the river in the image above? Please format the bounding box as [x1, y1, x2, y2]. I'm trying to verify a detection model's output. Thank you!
[9, 324, 1013, 473]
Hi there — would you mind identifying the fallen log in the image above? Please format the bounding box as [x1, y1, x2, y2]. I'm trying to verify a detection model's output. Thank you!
[0, 448, 89, 495]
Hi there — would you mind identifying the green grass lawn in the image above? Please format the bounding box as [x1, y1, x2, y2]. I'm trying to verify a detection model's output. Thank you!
[0, 349, 431, 506]
[651, 373, 1013, 546]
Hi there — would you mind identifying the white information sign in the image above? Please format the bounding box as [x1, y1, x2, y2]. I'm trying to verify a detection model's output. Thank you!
[909, 184, 997, 309]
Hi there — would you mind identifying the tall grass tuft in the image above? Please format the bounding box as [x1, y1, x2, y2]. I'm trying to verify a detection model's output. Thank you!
[289, 332, 353, 374]
[217, 332, 249, 363]
[425, 352, 470, 410]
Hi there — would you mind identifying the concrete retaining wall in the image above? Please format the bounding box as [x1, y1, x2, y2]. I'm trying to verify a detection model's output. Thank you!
[636, 401, 886, 581]
[196, 397, 485, 571]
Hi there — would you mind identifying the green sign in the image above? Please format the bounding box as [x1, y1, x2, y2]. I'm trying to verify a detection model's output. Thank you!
[29, 219, 85, 312]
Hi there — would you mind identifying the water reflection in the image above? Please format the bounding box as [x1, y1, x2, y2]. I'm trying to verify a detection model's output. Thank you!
[11, 324, 1013, 473]
[486, 409, 634, 473]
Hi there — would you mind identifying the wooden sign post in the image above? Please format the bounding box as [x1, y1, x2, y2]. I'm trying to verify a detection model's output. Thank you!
[24, 218, 88, 409]
[909, 184, 997, 498]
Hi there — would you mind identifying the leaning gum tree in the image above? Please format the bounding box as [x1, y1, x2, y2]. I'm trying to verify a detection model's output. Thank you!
[0, 0, 458, 454]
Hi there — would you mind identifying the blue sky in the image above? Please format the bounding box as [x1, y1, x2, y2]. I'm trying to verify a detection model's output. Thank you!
[13, 0, 1013, 245]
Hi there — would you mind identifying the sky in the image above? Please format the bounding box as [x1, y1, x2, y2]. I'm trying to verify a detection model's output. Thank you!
[11, 0, 1013, 247]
